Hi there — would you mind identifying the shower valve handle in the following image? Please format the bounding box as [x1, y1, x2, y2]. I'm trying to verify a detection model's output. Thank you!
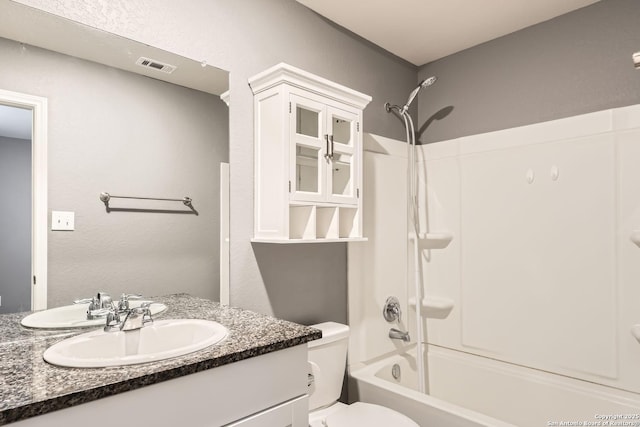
[383, 296, 402, 323]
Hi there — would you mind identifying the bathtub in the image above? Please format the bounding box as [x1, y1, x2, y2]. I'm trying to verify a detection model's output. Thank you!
[349, 345, 640, 427]
[349, 349, 511, 427]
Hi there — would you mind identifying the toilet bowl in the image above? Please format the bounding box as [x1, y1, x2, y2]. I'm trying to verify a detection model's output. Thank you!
[308, 322, 418, 427]
[309, 402, 418, 427]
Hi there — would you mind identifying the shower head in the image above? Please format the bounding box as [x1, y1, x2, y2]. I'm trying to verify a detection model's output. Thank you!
[402, 76, 437, 113]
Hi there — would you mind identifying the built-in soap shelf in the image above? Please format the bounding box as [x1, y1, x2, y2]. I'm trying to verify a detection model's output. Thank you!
[630, 231, 640, 247]
[409, 231, 453, 249]
[251, 204, 367, 243]
[408, 296, 454, 319]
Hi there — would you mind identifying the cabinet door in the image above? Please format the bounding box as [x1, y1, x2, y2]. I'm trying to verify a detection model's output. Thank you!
[290, 94, 326, 203]
[225, 396, 308, 427]
[326, 106, 359, 205]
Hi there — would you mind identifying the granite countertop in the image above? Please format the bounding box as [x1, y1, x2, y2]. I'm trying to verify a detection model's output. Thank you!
[0, 294, 321, 425]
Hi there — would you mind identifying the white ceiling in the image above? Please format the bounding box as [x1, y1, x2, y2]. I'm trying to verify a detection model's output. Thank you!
[0, 104, 32, 140]
[296, 0, 601, 66]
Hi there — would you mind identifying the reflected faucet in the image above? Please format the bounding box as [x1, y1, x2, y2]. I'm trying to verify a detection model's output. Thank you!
[74, 291, 115, 319]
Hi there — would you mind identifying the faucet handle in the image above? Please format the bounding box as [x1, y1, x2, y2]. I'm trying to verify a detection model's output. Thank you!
[127, 301, 154, 325]
[140, 300, 154, 311]
[73, 297, 94, 305]
[118, 293, 142, 311]
[383, 296, 402, 323]
[140, 301, 155, 325]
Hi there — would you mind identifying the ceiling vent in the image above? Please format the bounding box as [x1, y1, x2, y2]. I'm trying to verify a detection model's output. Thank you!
[135, 57, 177, 74]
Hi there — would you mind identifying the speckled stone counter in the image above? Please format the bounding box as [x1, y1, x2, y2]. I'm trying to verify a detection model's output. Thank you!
[0, 294, 321, 425]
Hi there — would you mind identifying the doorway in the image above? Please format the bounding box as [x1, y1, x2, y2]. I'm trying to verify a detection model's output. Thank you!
[0, 89, 47, 313]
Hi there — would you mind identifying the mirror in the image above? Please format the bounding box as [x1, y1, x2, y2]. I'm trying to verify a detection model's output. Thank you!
[0, 2, 229, 313]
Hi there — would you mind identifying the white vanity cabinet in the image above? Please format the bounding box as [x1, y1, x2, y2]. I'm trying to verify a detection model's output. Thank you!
[249, 63, 371, 242]
[13, 345, 309, 427]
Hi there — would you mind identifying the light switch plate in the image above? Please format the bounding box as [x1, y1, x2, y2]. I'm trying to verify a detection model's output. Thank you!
[51, 211, 75, 231]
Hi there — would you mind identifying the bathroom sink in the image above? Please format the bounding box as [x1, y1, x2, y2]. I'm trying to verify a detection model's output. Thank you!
[43, 319, 228, 368]
[21, 301, 167, 329]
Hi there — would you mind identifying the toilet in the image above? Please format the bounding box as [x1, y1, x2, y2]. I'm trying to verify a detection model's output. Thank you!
[307, 322, 419, 427]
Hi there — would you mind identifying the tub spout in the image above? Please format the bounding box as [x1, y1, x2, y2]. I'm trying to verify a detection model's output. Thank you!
[389, 328, 410, 342]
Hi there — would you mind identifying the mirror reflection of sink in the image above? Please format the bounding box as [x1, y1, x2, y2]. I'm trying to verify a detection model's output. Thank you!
[43, 319, 228, 368]
[20, 301, 167, 329]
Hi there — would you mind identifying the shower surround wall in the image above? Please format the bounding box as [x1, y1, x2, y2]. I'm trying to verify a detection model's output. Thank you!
[349, 103, 640, 424]
[419, 102, 640, 388]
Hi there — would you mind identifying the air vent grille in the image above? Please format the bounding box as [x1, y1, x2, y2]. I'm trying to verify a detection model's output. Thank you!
[135, 57, 177, 74]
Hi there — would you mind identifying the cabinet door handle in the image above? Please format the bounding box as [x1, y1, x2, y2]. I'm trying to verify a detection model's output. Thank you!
[324, 134, 330, 161]
[329, 135, 334, 159]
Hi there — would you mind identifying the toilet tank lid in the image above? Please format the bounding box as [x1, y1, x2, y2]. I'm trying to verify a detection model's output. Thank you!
[308, 322, 349, 348]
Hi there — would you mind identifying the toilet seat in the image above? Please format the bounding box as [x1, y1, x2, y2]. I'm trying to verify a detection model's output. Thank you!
[309, 402, 418, 427]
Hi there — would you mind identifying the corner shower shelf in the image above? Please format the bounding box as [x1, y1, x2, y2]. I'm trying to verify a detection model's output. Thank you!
[630, 231, 640, 247]
[409, 231, 453, 249]
[409, 296, 454, 319]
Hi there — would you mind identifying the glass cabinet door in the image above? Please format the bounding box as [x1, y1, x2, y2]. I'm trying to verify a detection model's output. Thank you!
[326, 106, 358, 204]
[290, 95, 325, 202]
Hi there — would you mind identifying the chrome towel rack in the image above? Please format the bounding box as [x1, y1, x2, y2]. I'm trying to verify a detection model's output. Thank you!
[99, 192, 193, 207]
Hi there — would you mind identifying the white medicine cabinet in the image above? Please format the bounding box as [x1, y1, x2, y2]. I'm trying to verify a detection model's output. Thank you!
[249, 63, 371, 242]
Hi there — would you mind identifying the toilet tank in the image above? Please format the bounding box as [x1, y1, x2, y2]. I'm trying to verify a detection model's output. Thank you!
[308, 322, 350, 411]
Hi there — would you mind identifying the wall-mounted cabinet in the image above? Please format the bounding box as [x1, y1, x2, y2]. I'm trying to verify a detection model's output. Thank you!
[249, 63, 371, 243]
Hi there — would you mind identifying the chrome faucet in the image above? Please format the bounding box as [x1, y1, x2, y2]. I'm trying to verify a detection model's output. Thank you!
[104, 302, 154, 332]
[389, 328, 410, 342]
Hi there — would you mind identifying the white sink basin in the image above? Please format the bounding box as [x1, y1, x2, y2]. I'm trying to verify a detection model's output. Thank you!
[21, 301, 167, 329]
[43, 319, 228, 368]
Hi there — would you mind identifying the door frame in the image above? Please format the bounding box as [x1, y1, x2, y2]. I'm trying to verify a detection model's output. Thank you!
[0, 89, 48, 310]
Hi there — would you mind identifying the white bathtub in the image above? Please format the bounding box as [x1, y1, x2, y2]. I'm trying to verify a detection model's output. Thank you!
[350, 350, 511, 427]
[349, 346, 640, 427]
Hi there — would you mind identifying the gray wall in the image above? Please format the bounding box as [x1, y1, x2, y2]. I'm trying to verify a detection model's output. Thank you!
[14, 0, 418, 325]
[417, 0, 640, 143]
[0, 37, 229, 308]
[0, 135, 31, 314]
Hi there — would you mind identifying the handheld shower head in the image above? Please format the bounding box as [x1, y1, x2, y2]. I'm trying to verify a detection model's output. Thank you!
[402, 76, 437, 113]
[420, 75, 438, 88]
